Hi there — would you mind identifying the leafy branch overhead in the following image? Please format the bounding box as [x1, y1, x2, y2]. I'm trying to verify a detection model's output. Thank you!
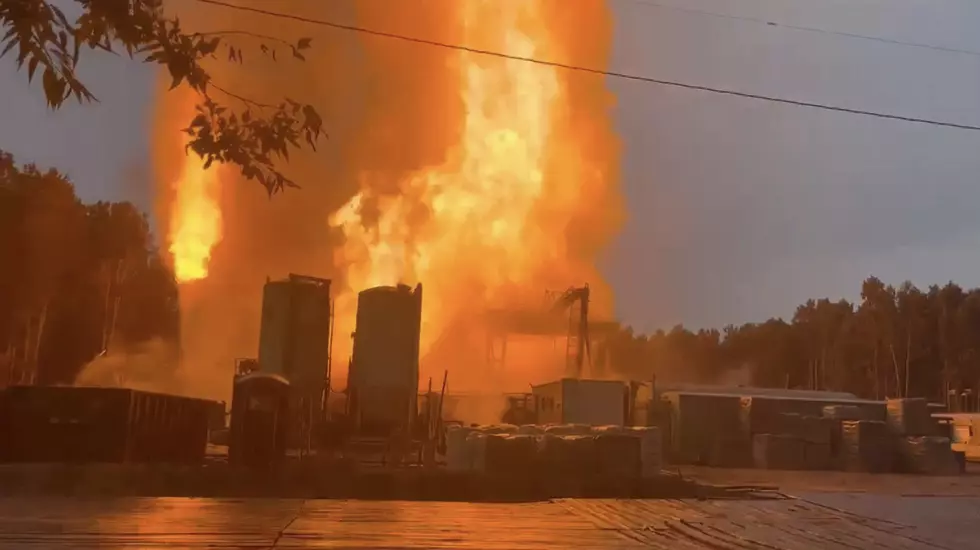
[0, 0, 323, 193]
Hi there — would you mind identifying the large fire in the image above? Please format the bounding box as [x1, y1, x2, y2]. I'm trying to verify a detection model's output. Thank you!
[151, 0, 621, 401]
[168, 142, 223, 283]
[330, 1, 621, 389]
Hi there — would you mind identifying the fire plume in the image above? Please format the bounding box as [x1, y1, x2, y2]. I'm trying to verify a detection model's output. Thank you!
[166, 97, 224, 283]
[331, 0, 622, 389]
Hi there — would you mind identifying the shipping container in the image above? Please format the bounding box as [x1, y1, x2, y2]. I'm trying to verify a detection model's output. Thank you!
[532, 378, 627, 426]
[348, 284, 423, 436]
[0, 386, 216, 464]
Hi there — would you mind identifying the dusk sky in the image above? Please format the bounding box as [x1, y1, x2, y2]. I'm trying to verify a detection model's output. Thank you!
[2, 0, 980, 333]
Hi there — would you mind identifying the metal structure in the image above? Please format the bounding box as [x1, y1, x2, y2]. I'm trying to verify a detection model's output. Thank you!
[485, 284, 618, 378]
[346, 283, 423, 439]
[256, 274, 333, 451]
[0, 386, 216, 464]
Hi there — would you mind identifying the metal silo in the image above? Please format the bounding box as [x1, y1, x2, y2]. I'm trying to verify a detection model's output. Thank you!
[257, 274, 332, 396]
[348, 283, 423, 437]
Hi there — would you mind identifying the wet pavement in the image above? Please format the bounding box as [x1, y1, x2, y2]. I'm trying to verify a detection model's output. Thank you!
[1, 493, 978, 549]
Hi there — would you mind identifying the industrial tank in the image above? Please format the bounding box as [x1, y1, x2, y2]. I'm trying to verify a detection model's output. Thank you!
[257, 274, 332, 392]
[348, 283, 423, 436]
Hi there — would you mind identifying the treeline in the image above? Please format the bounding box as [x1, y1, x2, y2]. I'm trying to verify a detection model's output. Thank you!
[0, 151, 178, 386]
[609, 278, 980, 404]
[5, 153, 980, 404]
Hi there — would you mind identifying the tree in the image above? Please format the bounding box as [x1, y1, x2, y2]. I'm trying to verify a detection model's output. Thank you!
[0, 151, 179, 385]
[599, 273, 980, 409]
[0, 0, 322, 193]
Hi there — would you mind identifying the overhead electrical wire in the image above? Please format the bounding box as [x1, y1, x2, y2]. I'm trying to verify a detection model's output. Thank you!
[196, 0, 980, 133]
[621, 0, 980, 58]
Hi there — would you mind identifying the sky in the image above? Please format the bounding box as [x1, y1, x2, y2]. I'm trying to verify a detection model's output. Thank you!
[2, 0, 980, 333]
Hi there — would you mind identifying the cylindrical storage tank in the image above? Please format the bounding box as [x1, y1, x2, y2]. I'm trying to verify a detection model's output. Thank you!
[348, 283, 422, 437]
[257, 275, 331, 392]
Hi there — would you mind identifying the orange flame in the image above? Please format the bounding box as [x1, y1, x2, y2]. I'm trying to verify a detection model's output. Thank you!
[331, 1, 621, 390]
[166, 99, 224, 283]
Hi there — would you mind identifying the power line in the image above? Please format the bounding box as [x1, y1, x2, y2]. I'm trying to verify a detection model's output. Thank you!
[621, 0, 980, 58]
[196, 0, 980, 133]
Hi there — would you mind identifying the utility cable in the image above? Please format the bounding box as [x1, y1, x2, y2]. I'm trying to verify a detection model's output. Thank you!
[621, 0, 980, 58]
[196, 0, 980, 133]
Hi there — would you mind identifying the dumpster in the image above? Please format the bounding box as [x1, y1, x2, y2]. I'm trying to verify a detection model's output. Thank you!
[0, 385, 215, 464]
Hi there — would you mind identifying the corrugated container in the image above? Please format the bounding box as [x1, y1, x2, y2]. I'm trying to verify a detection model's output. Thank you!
[898, 436, 961, 475]
[752, 434, 805, 470]
[662, 392, 743, 464]
[886, 398, 935, 436]
[840, 420, 893, 473]
[0, 386, 214, 464]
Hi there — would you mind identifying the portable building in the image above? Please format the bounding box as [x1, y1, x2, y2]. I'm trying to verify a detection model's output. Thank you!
[532, 378, 627, 426]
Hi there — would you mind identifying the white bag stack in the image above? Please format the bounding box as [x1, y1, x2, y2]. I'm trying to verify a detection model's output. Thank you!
[516, 424, 544, 435]
[465, 431, 488, 472]
[628, 426, 663, 478]
[544, 424, 592, 436]
[445, 426, 472, 472]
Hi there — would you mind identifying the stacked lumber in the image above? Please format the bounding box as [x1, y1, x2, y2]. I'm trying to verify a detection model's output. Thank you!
[898, 436, 961, 475]
[886, 398, 935, 437]
[822, 405, 866, 421]
[752, 434, 805, 470]
[663, 392, 742, 464]
[840, 420, 893, 473]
